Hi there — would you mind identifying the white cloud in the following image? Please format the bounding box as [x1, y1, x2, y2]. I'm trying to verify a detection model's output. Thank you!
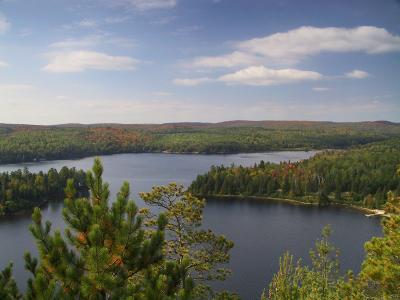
[77, 19, 97, 28]
[50, 35, 103, 49]
[188, 26, 400, 68]
[50, 34, 135, 49]
[189, 51, 262, 69]
[345, 69, 370, 79]
[63, 19, 98, 31]
[312, 87, 331, 91]
[173, 77, 212, 86]
[43, 51, 138, 73]
[0, 61, 8, 68]
[238, 26, 400, 64]
[114, 0, 177, 11]
[0, 13, 11, 34]
[219, 65, 322, 86]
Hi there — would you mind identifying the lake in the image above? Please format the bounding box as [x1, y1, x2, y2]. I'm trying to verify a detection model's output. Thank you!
[0, 152, 382, 299]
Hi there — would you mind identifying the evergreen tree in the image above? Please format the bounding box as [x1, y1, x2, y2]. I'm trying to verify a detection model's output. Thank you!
[359, 190, 400, 299]
[1, 159, 193, 299]
[264, 226, 342, 300]
[267, 179, 276, 196]
[140, 183, 234, 298]
[281, 176, 290, 195]
[0, 263, 20, 300]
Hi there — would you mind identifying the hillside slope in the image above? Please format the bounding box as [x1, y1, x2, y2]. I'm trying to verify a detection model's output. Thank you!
[0, 120, 399, 164]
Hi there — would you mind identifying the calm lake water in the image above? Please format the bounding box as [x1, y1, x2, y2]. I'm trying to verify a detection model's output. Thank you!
[0, 152, 382, 299]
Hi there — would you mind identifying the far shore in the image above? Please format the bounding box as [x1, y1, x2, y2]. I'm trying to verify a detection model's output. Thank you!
[203, 194, 387, 217]
[0, 149, 321, 166]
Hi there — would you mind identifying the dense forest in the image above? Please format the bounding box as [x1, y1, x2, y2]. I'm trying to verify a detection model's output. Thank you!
[1, 120, 400, 163]
[0, 160, 399, 299]
[190, 139, 400, 209]
[0, 167, 88, 216]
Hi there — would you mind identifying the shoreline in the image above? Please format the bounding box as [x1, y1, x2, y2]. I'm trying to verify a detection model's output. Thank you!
[0, 149, 322, 166]
[203, 194, 386, 216]
[0, 199, 54, 219]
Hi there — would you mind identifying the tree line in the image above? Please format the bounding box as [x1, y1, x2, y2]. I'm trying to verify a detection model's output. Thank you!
[1, 121, 400, 164]
[0, 159, 399, 299]
[264, 189, 400, 300]
[190, 139, 400, 208]
[0, 167, 88, 216]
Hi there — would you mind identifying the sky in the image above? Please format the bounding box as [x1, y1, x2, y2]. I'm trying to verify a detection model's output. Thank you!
[0, 0, 400, 124]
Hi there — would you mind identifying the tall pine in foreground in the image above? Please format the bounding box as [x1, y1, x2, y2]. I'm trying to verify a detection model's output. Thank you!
[140, 183, 235, 298]
[2, 158, 193, 299]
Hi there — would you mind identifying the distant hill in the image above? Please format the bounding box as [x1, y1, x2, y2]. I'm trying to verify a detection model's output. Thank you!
[1, 120, 399, 130]
[0, 120, 399, 164]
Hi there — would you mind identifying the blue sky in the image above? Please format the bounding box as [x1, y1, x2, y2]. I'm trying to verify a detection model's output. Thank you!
[0, 0, 399, 124]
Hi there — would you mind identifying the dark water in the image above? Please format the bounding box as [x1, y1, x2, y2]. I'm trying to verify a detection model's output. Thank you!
[0, 152, 381, 299]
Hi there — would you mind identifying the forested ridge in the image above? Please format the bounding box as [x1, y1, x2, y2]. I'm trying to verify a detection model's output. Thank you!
[0, 167, 88, 216]
[1, 120, 400, 164]
[190, 139, 400, 209]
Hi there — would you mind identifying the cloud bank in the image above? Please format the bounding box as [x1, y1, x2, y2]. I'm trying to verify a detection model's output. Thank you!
[43, 51, 138, 73]
[219, 65, 323, 86]
[111, 0, 177, 11]
[345, 69, 370, 79]
[189, 26, 400, 68]
[173, 77, 212, 86]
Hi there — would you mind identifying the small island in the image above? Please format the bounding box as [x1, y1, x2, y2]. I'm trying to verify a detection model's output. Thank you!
[0, 167, 88, 217]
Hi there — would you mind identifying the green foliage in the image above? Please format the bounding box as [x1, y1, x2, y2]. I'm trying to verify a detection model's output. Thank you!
[265, 168, 400, 300]
[262, 252, 302, 300]
[265, 226, 343, 300]
[0, 166, 88, 216]
[1, 158, 400, 299]
[0, 159, 193, 299]
[0, 263, 20, 300]
[359, 192, 400, 299]
[140, 183, 234, 298]
[1, 121, 400, 164]
[213, 291, 241, 300]
[190, 139, 400, 209]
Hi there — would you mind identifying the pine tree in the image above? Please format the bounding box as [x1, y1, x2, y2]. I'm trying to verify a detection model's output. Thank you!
[281, 176, 290, 195]
[0, 263, 20, 300]
[140, 183, 234, 298]
[1, 159, 193, 299]
[359, 189, 400, 299]
[265, 226, 342, 300]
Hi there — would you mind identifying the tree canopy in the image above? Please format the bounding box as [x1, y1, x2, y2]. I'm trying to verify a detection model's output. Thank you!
[0, 159, 235, 299]
[1, 121, 399, 164]
[140, 183, 234, 298]
[0, 167, 88, 216]
[190, 139, 400, 208]
[262, 167, 400, 300]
